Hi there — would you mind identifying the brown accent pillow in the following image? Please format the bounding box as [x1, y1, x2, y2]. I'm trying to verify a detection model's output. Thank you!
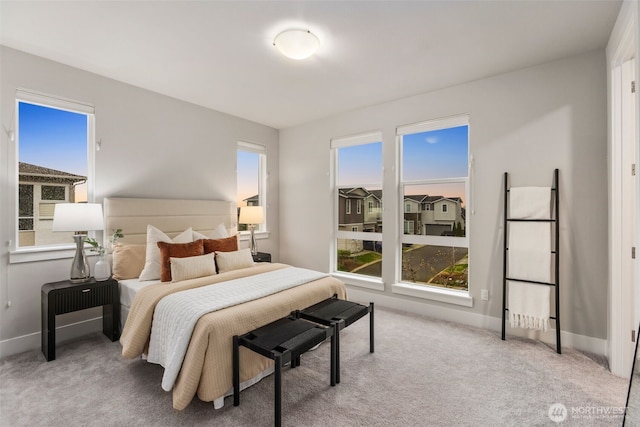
[157, 240, 204, 282]
[112, 244, 147, 280]
[201, 235, 238, 254]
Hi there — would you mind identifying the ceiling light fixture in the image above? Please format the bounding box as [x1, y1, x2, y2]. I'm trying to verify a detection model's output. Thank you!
[273, 29, 319, 60]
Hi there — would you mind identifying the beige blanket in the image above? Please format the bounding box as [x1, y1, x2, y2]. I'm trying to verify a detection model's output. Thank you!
[120, 263, 347, 410]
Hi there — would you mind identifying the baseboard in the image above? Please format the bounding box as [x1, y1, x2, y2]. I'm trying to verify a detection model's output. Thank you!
[346, 286, 608, 357]
[0, 317, 103, 359]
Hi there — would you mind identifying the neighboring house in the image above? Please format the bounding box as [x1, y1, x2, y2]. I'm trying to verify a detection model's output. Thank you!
[244, 194, 259, 206]
[238, 194, 260, 231]
[341, 188, 465, 251]
[404, 194, 465, 236]
[18, 162, 86, 247]
[403, 195, 424, 235]
[422, 196, 465, 236]
[337, 187, 369, 252]
[364, 189, 382, 232]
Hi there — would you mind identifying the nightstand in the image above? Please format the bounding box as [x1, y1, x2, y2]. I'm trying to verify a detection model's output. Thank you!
[41, 278, 119, 361]
[252, 252, 271, 263]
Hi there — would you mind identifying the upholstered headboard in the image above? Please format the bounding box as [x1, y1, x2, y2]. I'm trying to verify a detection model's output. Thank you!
[103, 197, 237, 244]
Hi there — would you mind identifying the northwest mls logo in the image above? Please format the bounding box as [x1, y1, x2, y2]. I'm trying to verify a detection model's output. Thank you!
[548, 403, 568, 423]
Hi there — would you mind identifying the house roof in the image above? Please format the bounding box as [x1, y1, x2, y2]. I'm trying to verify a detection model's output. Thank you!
[404, 194, 462, 204]
[18, 162, 86, 183]
[243, 194, 259, 203]
[338, 187, 369, 199]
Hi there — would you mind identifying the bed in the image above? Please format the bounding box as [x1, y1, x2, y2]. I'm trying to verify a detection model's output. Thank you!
[103, 197, 347, 410]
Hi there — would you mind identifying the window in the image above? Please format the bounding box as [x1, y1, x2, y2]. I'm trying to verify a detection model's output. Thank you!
[15, 91, 94, 249]
[237, 141, 267, 232]
[18, 184, 34, 232]
[332, 132, 383, 281]
[398, 115, 469, 291]
[41, 185, 66, 201]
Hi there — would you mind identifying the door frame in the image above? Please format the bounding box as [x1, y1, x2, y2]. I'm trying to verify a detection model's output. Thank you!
[608, 1, 638, 377]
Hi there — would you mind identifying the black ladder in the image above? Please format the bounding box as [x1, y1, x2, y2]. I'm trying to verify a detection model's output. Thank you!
[501, 169, 561, 354]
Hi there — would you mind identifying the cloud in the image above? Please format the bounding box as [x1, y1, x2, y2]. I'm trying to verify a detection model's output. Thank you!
[425, 136, 438, 144]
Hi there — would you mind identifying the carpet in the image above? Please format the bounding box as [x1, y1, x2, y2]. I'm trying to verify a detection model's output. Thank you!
[0, 306, 628, 426]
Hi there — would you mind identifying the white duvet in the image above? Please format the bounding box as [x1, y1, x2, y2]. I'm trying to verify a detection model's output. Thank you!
[146, 267, 328, 391]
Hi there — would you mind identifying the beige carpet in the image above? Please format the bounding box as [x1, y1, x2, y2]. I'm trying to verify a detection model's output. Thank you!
[0, 306, 628, 426]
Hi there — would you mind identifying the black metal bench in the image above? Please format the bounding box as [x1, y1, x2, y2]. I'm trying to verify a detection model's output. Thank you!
[233, 316, 336, 427]
[296, 295, 374, 383]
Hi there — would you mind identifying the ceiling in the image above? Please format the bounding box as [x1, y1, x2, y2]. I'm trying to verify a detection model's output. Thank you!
[0, 1, 622, 130]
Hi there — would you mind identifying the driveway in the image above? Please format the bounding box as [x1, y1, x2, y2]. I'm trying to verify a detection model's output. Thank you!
[356, 245, 468, 283]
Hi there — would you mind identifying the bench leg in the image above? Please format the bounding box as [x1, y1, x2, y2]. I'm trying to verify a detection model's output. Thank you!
[335, 321, 342, 384]
[275, 354, 282, 427]
[370, 302, 375, 353]
[330, 325, 337, 386]
[233, 335, 240, 406]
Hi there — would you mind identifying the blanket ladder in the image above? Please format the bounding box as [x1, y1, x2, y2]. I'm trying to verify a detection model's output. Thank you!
[501, 169, 561, 354]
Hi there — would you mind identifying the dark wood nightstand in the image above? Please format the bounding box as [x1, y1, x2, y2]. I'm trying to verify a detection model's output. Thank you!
[252, 252, 271, 263]
[41, 278, 120, 361]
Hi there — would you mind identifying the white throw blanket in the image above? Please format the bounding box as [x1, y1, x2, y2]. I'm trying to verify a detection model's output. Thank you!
[509, 186, 551, 219]
[508, 281, 550, 331]
[507, 185, 553, 331]
[507, 222, 551, 283]
[147, 267, 328, 391]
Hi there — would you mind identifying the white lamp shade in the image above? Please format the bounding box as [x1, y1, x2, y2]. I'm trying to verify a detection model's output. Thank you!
[239, 206, 264, 225]
[52, 203, 104, 232]
[273, 29, 319, 60]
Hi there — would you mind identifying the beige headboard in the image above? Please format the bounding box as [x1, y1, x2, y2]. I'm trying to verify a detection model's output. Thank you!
[103, 197, 237, 244]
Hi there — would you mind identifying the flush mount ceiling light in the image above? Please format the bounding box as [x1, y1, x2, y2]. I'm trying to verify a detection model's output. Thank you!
[273, 29, 320, 60]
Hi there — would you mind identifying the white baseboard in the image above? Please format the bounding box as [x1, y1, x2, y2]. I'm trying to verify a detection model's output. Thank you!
[0, 317, 103, 359]
[346, 286, 608, 358]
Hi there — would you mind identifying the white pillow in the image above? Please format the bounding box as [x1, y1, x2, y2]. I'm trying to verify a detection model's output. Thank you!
[192, 223, 229, 240]
[215, 249, 255, 273]
[138, 225, 193, 281]
[170, 253, 217, 282]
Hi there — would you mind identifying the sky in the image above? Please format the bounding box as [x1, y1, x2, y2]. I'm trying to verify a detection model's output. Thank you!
[338, 125, 469, 202]
[19, 102, 88, 176]
[19, 102, 88, 201]
[237, 150, 259, 207]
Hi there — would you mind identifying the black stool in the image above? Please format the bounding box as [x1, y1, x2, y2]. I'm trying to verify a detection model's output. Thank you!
[296, 295, 374, 383]
[233, 316, 336, 427]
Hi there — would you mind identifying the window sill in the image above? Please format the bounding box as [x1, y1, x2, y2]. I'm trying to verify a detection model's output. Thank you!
[331, 272, 384, 291]
[10, 245, 80, 264]
[392, 282, 473, 307]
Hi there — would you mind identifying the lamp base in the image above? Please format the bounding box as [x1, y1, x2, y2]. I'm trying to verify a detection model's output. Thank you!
[249, 224, 258, 256]
[70, 234, 91, 283]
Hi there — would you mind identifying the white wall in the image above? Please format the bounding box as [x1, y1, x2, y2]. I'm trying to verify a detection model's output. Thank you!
[0, 46, 279, 357]
[279, 50, 608, 349]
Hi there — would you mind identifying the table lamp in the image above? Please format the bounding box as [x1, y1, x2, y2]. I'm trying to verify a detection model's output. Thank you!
[239, 206, 264, 256]
[52, 203, 104, 283]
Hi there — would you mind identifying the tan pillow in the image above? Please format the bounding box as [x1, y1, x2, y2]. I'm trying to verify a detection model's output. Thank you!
[215, 248, 255, 274]
[201, 235, 238, 254]
[112, 244, 147, 280]
[170, 253, 217, 282]
[157, 240, 204, 282]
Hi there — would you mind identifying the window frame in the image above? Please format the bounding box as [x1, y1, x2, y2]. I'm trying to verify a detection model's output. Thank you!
[330, 131, 384, 290]
[10, 89, 96, 264]
[237, 140, 268, 234]
[394, 114, 471, 306]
